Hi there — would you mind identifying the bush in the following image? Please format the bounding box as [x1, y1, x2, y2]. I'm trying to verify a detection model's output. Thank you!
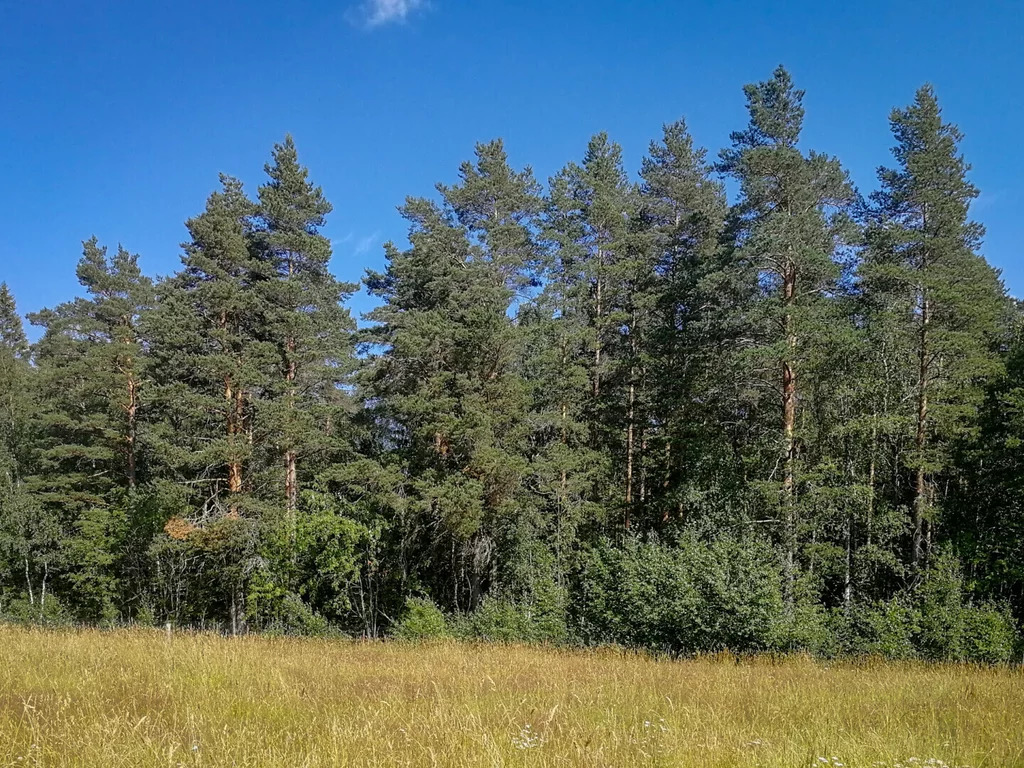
[911, 550, 1017, 663]
[391, 597, 450, 640]
[779, 575, 837, 657]
[458, 590, 568, 644]
[574, 533, 785, 655]
[840, 597, 920, 660]
[1, 594, 72, 627]
[834, 551, 1019, 663]
[574, 535, 699, 651]
[961, 603, 1017, 664]
[686, 534, 785, 652]
[915, 551, 966, 660]
[459, 597, 535, 642]
[262, 592, 331, 637]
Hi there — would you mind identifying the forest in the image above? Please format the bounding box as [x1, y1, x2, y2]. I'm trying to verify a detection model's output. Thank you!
[1, 67, 1022, 662]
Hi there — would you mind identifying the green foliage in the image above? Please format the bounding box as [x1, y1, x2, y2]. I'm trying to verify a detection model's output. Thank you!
[255, 591, 331, 637]
[62, 505, 125, 624]
[457, 587, 569, 645]
[391, 597, 450, 641]
[1, 74, 1021, 662]
[830, 553, 1018, 663]
[914, 551, 1017, 663]
[961, 603, 1017, 664]
[915, 550, 968, 660]
[575, 534, 785, 654]
[841, 598, 920, 660]
[1, 594, 71, 626]
[865, 85, 1007, 565]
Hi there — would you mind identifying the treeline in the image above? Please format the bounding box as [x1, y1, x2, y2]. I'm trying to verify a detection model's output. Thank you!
[2, 67, 1022, 661]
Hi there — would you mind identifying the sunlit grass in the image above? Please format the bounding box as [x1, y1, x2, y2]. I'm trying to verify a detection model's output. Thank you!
[0, 625, 1021, 767]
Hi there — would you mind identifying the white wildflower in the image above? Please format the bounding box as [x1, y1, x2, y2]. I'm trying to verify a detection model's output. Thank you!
[511, 724, 544, 750]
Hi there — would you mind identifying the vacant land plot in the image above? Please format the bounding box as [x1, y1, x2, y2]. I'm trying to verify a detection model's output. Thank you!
[0, 626, 1021, 767]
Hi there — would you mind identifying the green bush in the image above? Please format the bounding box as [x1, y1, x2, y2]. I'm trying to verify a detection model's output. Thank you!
[779, 576, 837, 657]
[833, 551, 1019, 663]
[1, 594, 72, 626]
[458, 590, 568, 644]
[840, 597, 920, 660]
[262, 593, 331, 637]
[460, 597, 535, 642]
[915, 551, 966, 660]
[574, 535, 699, 651]
[910, 550, 1017, 663]
[961, 603, 1017, 663]
[686, 534, 785, 652]
[391, 597, 450, 640]
[574, 533, 785, 654]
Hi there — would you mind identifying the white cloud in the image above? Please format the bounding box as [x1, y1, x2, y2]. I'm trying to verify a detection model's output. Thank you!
[352, 0, 427, 28]
[354, 232, 379, 256]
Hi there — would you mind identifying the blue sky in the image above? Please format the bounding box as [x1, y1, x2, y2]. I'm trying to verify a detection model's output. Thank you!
[1, 0, 1021, 333]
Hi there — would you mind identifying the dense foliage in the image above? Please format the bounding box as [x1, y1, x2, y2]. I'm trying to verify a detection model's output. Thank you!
[1, 71, 1021, 661]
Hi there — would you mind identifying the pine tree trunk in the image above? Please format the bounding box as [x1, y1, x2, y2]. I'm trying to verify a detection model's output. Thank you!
[662, 438, 672, 523]
[225, 377, 243, 495]
[913, 292, 930, 566]
[558, 340, 569, 582]
[782, 265, 797, 600]
[593, 253, 603, 398]
[285, 251, 299, 525]
[639, 431, 647, 506]
[843, 511, 853, 609]
[126, 373, 138, 489]
[285, 349, 298, 520]
[624, 309, 637, 529]
[867, 413, 877, 547]
[223, 308, 243, 500]
[625, 379, 634, 529]
[285, 450, 297, 507]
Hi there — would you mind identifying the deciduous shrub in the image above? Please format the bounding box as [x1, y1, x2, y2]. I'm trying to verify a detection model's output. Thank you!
[573, 533, 785, 654]
[391, 597, 450, 640]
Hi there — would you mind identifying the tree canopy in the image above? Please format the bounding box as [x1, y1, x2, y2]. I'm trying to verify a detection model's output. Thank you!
[0, 79, 1020, 662]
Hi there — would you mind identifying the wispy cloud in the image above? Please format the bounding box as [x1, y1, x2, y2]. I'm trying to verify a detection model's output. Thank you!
[350, 0, 427, 28]
[332, 231, 380, 258]
[354, 232, 379, 256]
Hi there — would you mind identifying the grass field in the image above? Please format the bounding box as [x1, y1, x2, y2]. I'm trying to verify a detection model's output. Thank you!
[0, 626, 1022, 767]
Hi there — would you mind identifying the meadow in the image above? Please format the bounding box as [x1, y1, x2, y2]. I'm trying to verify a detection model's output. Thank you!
[0, 626, 1021, 767]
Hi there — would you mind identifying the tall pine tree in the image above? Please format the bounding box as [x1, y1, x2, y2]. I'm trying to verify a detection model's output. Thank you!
[717, 66, 859, 595]
[865, 85, 1006, 566]
[255, 136, 357, 527]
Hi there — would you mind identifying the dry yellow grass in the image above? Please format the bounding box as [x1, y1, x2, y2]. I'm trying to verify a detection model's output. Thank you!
[0, 626, 1022, 767]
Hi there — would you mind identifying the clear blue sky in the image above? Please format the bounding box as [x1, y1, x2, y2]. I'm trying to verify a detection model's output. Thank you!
[2, 0, 1021, 333]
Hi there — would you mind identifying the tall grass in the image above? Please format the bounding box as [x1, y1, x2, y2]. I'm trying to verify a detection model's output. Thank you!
[0, 625, 1021, 767]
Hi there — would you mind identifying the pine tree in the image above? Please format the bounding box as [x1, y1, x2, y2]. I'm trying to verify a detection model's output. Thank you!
[255, 136, 357, 527]
[0, 283, 30, 480]
[542, 134, 639, 528]
[145, 175, 275, 631]
[637, 119, 729, 528]
[865, 85, 1007, 566]
[148, 177, 271, 509]
[946, 302, 1024, 612]
[362, 140, 539, 611]
[717, 66, 859, 594]
[0, 284, 28, 360]
[30, 241, 155, 494]
[0, 283, 40, 610]
[25, 239, 155, 618]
